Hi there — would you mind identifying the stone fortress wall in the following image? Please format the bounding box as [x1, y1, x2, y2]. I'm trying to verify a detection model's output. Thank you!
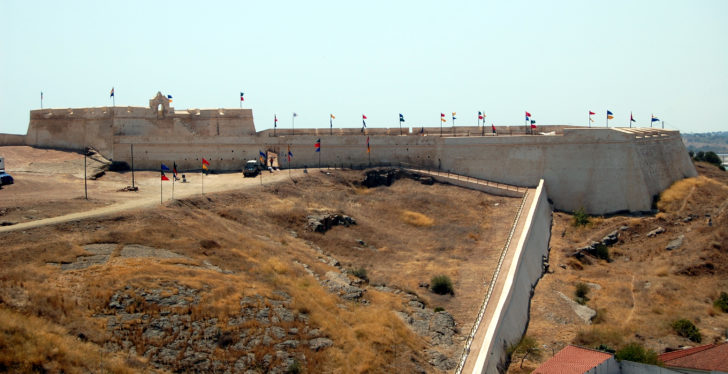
[7, 93, 696, 214]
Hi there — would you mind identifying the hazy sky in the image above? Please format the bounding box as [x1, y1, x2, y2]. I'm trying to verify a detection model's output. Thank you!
[1, 0, 726, 134]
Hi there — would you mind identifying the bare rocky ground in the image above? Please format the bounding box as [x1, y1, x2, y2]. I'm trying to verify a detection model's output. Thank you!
[0, 146, 520, 373]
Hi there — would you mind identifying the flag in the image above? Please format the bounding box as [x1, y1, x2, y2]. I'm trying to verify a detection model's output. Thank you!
[274, 114, 278, 128]
[452, 112, 457, 120]
[161, 172, 170, 181]
[589, 111, 595, 115]
[362, 114, 367, 120]
[161, 163, 170, 171]
[441, 113, 446, 123]
[287, 145, 292, 162]
[330, 114, 335, 119]
[366, 136, 370, 153]
[478, 111, 484, 120]
[110, 87, 114, 97]
[651, 115, 659, 122]
[362, 114, 367, 130]
[399, 113, 405, 122]
[492, 123, 496, 133]
[420, 126, 424, 134]
[240, 92, 244, 102]
[167, 95, 173, 102]
[173, 162, 178, 178]
[630, 112, 636, 122]
[530, 120, 537, 128]
[202, 158, 210, 171]
[315, 139, 321, 152]
[607, 110, 614, 120]
[525, 111, 532, 120]
[590, 118, 595, 123]
[293, 112, 298, 117]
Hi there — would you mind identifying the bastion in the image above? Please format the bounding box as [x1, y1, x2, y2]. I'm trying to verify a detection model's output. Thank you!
[7, 93, 696, 214]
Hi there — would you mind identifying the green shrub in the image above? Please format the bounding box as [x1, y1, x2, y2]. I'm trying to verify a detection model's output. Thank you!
[593, 244, 610, 261]
[508, 336, 541, 369]
[434, 306, 445, 313]
[714, 292, 728, 313]
[286, 360, 301, 374]
[431, 275, 454, 295]
[573, 207, 590, 227]
[671, 319, 702, 343]
[351, 267, 369, 282]
[615, 342, 660, 364]
[575, 282, 590, 305]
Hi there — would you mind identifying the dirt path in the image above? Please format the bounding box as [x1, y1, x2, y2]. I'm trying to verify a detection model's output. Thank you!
[0, 170, 303, 233]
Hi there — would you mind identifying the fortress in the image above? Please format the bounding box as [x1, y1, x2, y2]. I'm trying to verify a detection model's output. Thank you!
[6, 92, 696, 214]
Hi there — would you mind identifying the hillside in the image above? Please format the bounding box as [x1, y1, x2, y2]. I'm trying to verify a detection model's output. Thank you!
[682, 131, 728, 154]
[0, 146, 522, 373]
[508, 162, 728, 372]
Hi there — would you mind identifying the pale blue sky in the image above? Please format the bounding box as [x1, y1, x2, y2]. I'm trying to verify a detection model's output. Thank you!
[1, 0, 726, 134]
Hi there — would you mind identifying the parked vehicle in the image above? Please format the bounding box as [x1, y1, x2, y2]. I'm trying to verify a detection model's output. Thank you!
[243, 160, 260, 177]
[0, 157, 11, 186]
[0, 172, 13, 186]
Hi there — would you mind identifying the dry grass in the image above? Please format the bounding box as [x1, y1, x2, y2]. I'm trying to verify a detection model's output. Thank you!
[0, 169, 521, 373]
[657, 176, 728, 213]
[0, 307, 145, 373]
[400, 210, 435, 227]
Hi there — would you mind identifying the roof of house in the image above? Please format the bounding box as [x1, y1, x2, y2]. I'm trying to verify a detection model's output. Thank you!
[658, 342, 728, 372]
[533, 345, 613, 374]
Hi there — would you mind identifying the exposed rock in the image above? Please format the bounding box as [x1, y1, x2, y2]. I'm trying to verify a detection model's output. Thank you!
[666, 235, 685, 251]
[647, 226, 666, 237]
[557, 291, 596, 323]
[601, 230, 619, 246]
[323, 271, 365, 300]
[428, 349, 457, 371]
[120, 244, 186, 259]
[309, 337, 333, 351]
[361, 168, 402, 188]
[307, 212, 356, 233]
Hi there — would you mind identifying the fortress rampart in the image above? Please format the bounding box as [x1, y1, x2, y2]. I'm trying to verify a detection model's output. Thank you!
[9, 94, 696, 214]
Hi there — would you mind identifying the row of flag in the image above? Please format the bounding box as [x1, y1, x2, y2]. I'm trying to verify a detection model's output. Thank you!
[589, 110, 660, 125]
[160, 159, 209, 181]
[109, 87, 172, 102]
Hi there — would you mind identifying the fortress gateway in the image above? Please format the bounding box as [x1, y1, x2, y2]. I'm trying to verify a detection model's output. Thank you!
[19, 93, 696, 215]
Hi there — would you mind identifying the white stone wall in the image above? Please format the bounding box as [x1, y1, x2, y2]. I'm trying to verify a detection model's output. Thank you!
[474, 180, 552, 374]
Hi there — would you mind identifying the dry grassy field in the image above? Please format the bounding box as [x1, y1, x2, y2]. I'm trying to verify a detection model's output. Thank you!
[0, 146, 521, 373]
[508, 162, 728, 373]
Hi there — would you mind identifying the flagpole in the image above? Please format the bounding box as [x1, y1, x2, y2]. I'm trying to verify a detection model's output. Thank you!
[131, 144, 135, 189]
[172, 173, 175, 200]
[274, 114, 277, 137]
[160, 170, 163, 204]
[440, 115, 443, 137]
[452, 114, 455, 137]
[650, 114, 653, 128]
[330, 117, 333, 136]
[201, 165, 204, 195]
[292, 113, 295, 135]
[40, 92, 43, 109]
[288, 145, 291, 178]
[84, 147, 88, 200]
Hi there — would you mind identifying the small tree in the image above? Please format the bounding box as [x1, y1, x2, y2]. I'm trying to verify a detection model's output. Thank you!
[431, 275, 454, 295]
[672, 319, 702, 343]
[509, 336, 542, 369]
[573, 207, 590, 227]
[615, 342, 660, 364]
[714, 292, 728, 313]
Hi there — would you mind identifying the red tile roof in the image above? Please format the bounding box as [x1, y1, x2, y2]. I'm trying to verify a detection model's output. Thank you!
[658, 342, 728, 372]
[533, 345, 613, 374]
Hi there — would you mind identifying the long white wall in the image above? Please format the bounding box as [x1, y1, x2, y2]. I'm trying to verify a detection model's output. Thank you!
[474, 180, 552, 374]
[109, 128, 695, 214]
